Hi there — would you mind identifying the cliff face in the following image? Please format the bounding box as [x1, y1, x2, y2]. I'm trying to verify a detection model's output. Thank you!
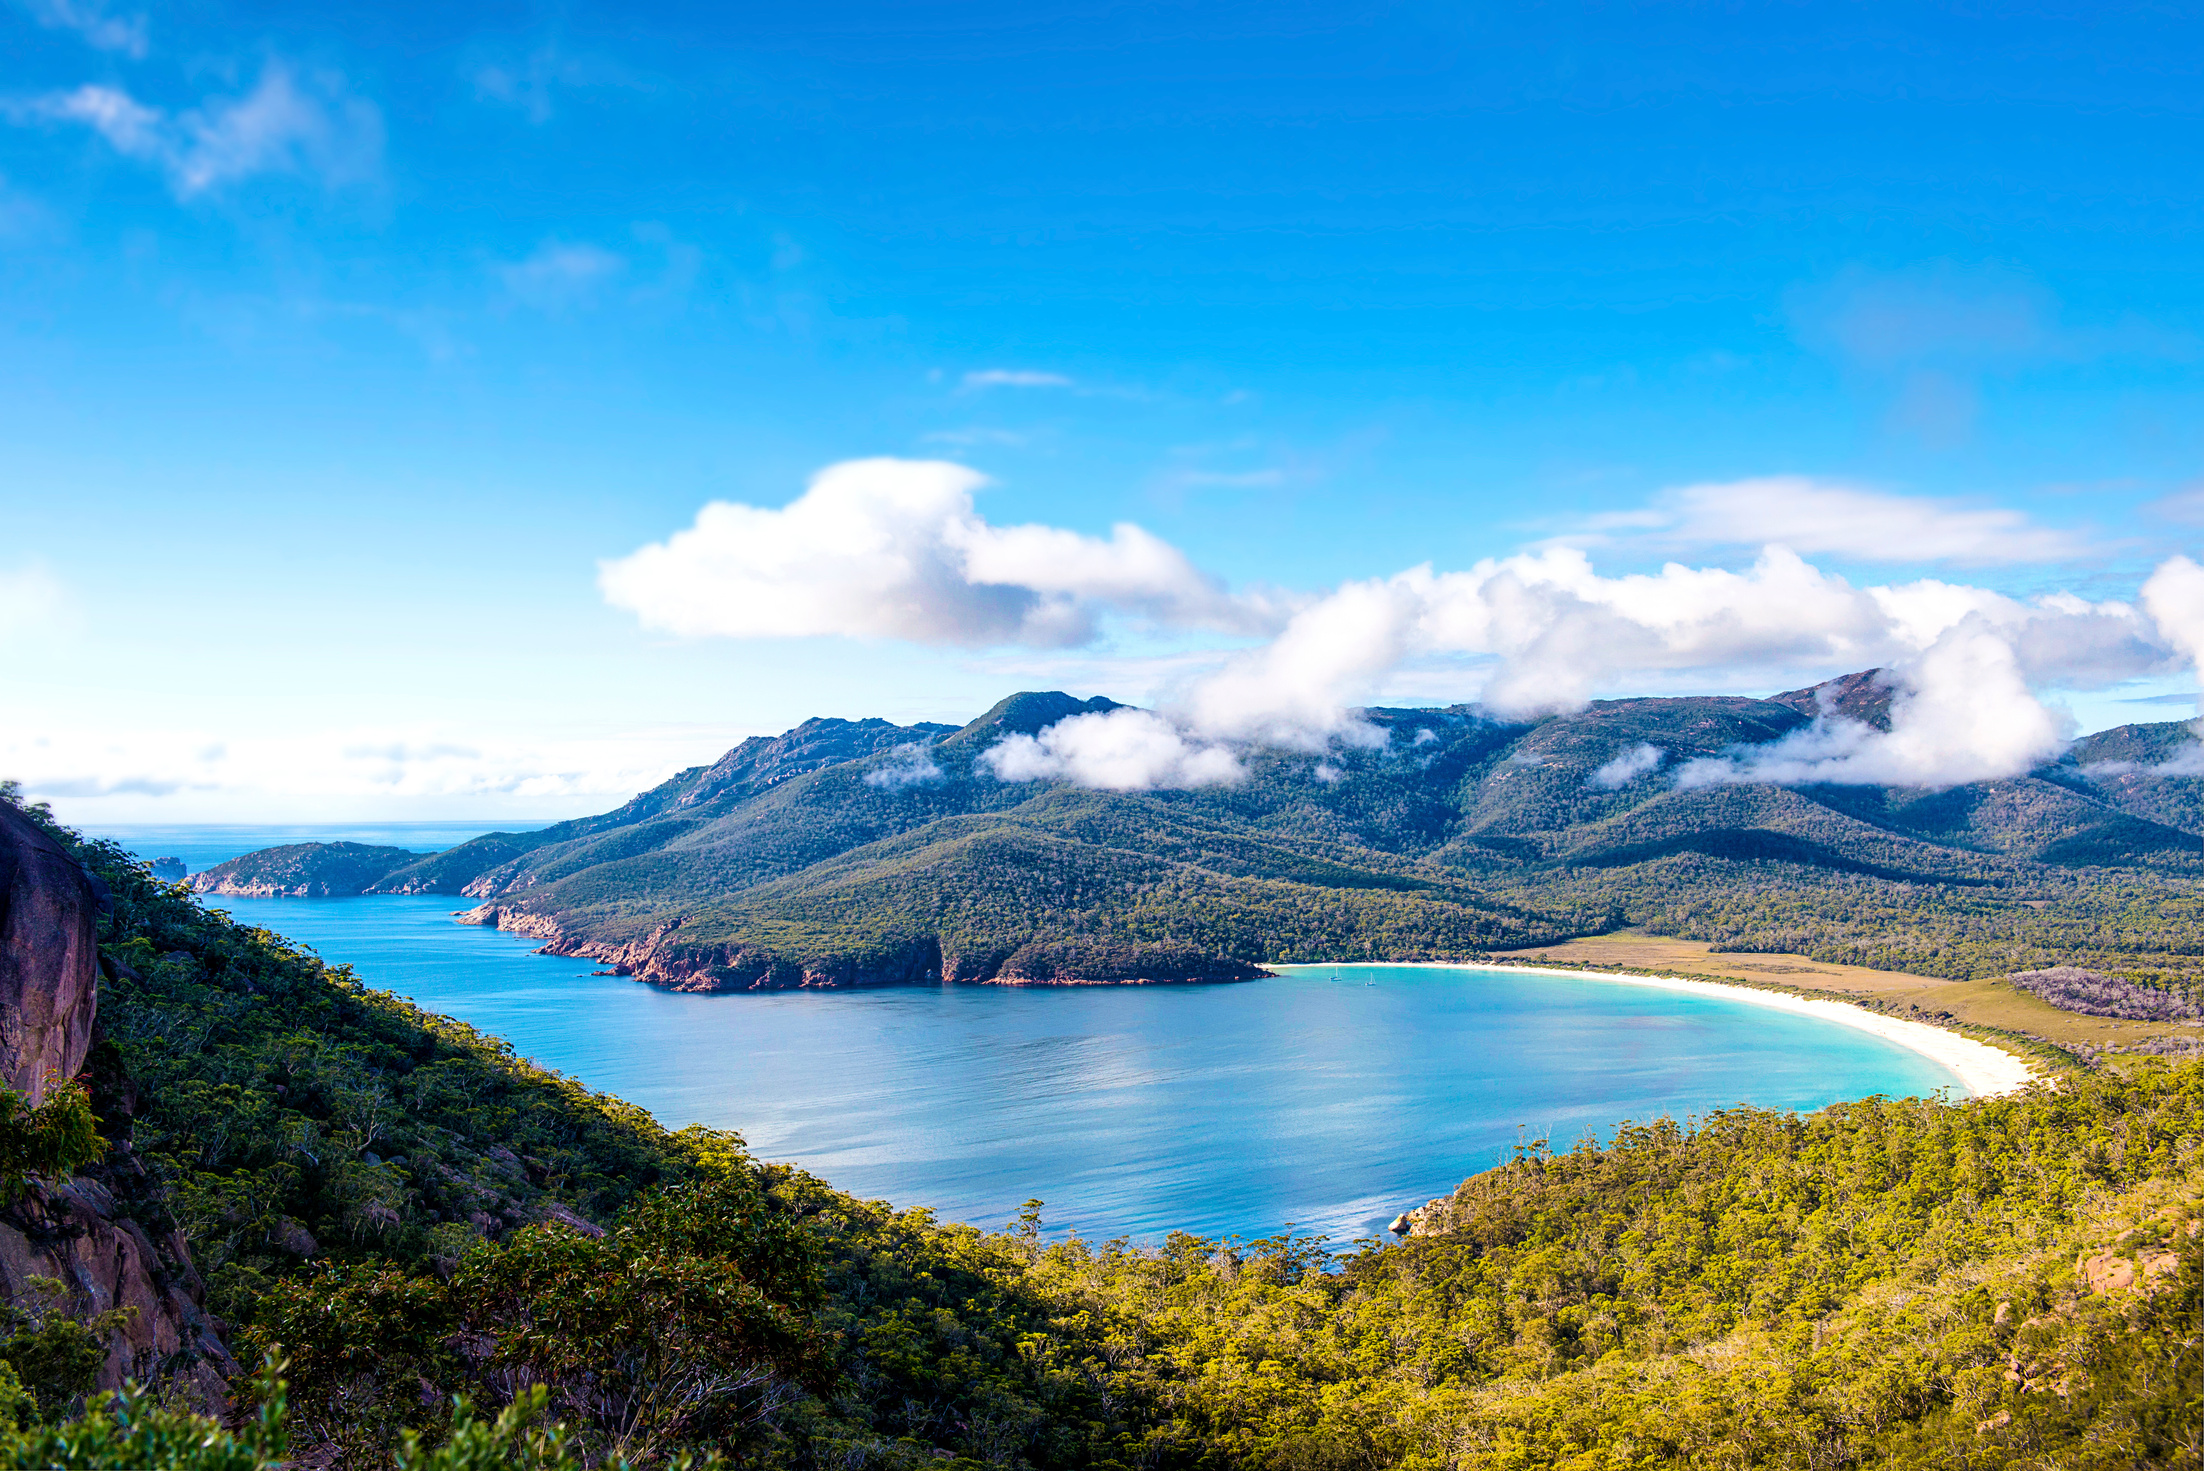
[0, 804, 236, 1401]
[0, 805, 100, 1105]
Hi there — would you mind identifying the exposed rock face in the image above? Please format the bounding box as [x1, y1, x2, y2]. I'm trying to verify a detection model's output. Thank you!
[0, 804, 102, 1105]
[0, 803, 236, 1400]
[0, 1152, 238, 1399]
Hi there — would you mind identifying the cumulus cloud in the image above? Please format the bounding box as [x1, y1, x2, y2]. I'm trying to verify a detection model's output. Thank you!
[983, 708, 1242, 791]
[600, 458, 1273, 648]
[1175, 544, 2165, 751]
[13, 0, 145, 56]
[1589, 743, 1664, 789]
[13, 62, 383, 195]
[1673, 622, 2066, 789]
[961, 369, 1072, 390]
[1587, 476, 2091, 565]
[599, 457, 2204, 796]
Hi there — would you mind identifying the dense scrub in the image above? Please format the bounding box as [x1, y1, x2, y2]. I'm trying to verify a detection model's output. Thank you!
[8, 789, 2204, 1465]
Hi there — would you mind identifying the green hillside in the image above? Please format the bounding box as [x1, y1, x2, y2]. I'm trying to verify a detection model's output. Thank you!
[191, 680, 2204, 995]
[10, 789, 2204, 1469]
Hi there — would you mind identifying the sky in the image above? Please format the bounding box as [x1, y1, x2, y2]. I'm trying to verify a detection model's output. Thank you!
[5, 1, 2204, 821]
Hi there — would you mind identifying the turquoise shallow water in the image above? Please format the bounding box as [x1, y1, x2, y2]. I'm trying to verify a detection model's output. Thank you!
[173, 893, 1958, 1244]
[89, 824, 1960, 1242]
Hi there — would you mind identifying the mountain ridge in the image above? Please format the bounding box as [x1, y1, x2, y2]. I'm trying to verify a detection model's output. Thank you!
[196, 678, 2204, 994]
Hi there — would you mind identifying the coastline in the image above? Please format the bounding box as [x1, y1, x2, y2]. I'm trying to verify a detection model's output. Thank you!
[1277, 961, 2041, 1099]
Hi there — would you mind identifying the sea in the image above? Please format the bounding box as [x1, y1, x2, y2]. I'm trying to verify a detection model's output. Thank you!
[87, 822, 1961, 1244]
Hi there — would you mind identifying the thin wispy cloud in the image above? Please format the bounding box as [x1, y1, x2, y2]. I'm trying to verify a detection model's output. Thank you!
[498, 239, 627, 312]
[10, 62, 384, 196]
[11, 0, 146, 57]
[960, 368, 1073, 390]
[920, 427, 1032, 448]
[0, 563, 68, 642]
[1792, 264, 2199, 372]
[472, 42, 643, 126]
[1789, 265, 2200, 447]
[1571, 476, 2091, 565]
[1169, 468, 1286, 489]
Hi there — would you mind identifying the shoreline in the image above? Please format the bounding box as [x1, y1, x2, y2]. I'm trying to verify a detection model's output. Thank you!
[1275, 961, 2041, 1099]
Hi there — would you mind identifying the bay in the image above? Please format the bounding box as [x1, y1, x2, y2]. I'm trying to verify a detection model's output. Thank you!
[93, 824, 1960, 1244]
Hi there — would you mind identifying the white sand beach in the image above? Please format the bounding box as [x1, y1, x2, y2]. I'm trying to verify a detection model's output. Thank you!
[1283, 962, 2042, 1098]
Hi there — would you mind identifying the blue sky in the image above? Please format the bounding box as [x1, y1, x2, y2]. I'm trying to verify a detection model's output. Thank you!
[5, 1, 2204, 820]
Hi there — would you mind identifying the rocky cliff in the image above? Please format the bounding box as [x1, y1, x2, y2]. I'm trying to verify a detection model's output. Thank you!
[0, 805, 100, 1106]
[0, 804, 235, 1402]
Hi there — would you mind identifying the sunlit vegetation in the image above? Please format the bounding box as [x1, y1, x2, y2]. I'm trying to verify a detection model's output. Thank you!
[11, 724, 2204, 1464]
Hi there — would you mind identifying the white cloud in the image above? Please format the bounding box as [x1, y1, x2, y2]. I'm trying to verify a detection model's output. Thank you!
[13, 0, 146, 57]
[1169, 545, 2172, 789]
[864, 743, 945, 790]
[499, 240, 625, 311]
[1589, 743, 1663, 789]
[600, 458, 1273, 649]
[960, 369, 1072, 390]
[1673, 622, 2066, 789]
[2141, 556, 2204, 687]
[1580, 476, 2090, 564]
[983, 708, 1242, 791]
[14, 63, 383, 196]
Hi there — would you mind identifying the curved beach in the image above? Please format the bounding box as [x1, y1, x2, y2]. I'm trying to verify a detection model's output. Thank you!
[1453, 962, 2040, 1098]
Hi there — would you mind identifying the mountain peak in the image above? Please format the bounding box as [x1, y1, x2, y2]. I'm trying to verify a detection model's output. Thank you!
[1769, 669, 1895, 732]
[947, 691, 1125, 745]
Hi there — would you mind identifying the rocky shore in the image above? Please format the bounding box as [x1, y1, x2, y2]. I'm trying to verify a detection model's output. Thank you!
[457, 903, 1267, 990]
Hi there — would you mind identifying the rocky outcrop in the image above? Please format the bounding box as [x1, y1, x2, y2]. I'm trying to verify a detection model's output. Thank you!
[1770, 668, 1896, 731]
[0, 1149, 238, 1400]
[0, 803, 101, 1105]
[147, 857, 186, 883]
[0, 803, 235, 1401]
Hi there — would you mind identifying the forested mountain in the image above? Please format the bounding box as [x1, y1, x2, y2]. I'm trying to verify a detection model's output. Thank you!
[197, 679, 2204, 993]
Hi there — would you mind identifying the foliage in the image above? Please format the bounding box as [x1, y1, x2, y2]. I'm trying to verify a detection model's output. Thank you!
[0, 1079, 106, 1201]
[2010, 963, 2201, 1020]
[0, 1276, 135, 1426]
[247, 1142, 825, 1463]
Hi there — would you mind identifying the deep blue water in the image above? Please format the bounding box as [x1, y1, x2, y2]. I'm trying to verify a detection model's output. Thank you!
[91, 824, 1960, 1243]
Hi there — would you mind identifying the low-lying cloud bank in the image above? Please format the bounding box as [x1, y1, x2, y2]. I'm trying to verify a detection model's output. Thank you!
[605, 458, 2204, 793]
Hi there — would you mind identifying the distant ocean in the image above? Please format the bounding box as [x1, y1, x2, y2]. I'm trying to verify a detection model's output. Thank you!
[86, 822, 1962, 1243]
[85, 821, 538, 874]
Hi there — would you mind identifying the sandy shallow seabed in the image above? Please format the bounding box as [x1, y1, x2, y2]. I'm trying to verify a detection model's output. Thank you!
[1281, 963, 2042, 1099]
